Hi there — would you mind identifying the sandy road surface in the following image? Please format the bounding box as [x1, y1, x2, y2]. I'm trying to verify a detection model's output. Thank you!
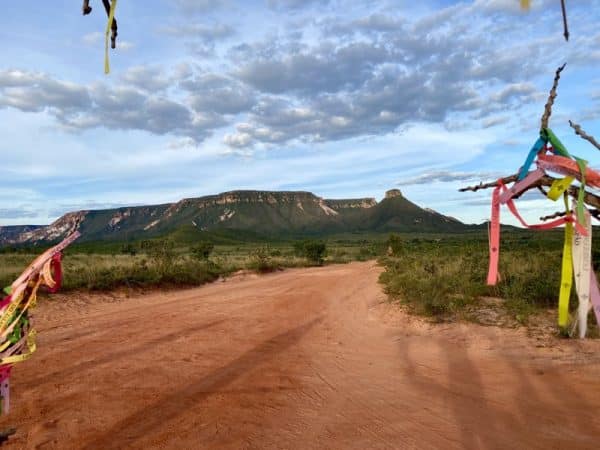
[1, 261, 600, 449]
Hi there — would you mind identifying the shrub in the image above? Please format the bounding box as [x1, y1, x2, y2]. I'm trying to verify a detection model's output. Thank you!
[293, 240, 327, 265]
[191, 241, 214, 261]
[387, 234, 403, 256]
[249, 246, 278, 273]
[121, 243, 138, 256]
[140, 239, 177, 273]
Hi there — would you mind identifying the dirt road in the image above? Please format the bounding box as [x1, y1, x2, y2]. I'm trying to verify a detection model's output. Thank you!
[2, 261, 599, 449]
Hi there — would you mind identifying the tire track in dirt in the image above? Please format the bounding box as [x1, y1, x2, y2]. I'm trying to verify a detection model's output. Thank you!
[1, 261, 599, 449]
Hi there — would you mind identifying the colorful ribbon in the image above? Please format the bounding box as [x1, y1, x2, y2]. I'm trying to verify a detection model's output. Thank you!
[572, 205, 591, 338]
[486, 176, 585, 286]
[0, 232, 79, 415]
[517, 137, 546, 181]
[104, 0, 118, 74]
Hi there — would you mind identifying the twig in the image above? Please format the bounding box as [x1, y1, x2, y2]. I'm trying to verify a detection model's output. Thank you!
[561, 0, 570, 41]
[540, 211, 566, 221]
[569, 120, 600, 151]
[458, 175, 518, 193]
[541, 208, 600, 222]
[541, 64, 566, 131]
[460, 174, 600, 210]
[536, 186, 548, 197]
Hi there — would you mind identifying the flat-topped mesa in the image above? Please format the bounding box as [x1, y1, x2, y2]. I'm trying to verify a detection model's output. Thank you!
[385, 189, 402, 199]
[0, 187, 468, 245]
[187, 190, 317, 207]
[325, 198, 378, 210]
[163, 191, 320, 218]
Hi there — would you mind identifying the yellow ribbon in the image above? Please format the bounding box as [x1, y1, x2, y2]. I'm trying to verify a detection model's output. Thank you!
[520, 0, 531, 10]
[104, 0, 118, 74]
[558, 194, 573, 328]
[41, 258, 57, 290]
[0, 330, 37, 365]
[547, 176, 574, 201]
[0, 277, 42, 340]
[0, 285, 25, 333]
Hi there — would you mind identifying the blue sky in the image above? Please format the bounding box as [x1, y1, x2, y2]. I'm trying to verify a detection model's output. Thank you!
[1, 0, 600, 226]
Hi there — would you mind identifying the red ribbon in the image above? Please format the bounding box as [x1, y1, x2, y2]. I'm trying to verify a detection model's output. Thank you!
[47, 253, 63, 294]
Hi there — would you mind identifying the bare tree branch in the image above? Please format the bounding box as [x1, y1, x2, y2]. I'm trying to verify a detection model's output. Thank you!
[561, 0, 570, 41]
[458, 175, 518, 193]
[539, 211, 566, 221]
[541, 64, 566, 131]
[540, 209, 600, 222]
[569, 120, 600, 151]
[460, 174, 600, 210]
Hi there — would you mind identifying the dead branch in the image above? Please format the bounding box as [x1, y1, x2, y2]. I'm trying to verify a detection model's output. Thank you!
[458, 175, 518, 193]
[460, 174, 600, 210]
[539, 211, 566, 221]
[540, 208, 600, 222]
[561, 0, 570, 41]
[541, 64, 566, 131]
[569, 120, 600, 151]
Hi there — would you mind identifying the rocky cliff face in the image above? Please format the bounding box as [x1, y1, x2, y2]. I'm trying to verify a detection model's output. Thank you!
[325, 198, 378, 210]
[13, 212, 87, 244]
[385, 189, 402, 199]
[0, 225, 44, 245]
[0, 189, 467, 245]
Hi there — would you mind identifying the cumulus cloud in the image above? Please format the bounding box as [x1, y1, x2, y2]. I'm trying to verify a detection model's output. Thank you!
[397, 170, 504, 186]
[121, 66, 170, 92]
[3, 0, 600, 151]
[0, 69, 222, 141]
[182, 73, 256, 114]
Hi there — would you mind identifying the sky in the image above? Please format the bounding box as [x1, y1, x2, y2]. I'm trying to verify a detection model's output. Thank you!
[1, 0, 600, 226]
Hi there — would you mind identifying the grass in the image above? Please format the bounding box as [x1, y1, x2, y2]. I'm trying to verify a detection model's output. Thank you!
[8, 231, 594, 336]
[379, 233, 600, 334]
[0, 238, 386, 293]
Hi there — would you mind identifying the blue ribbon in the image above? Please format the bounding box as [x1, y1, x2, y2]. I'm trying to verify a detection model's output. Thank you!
[517, 137, 545, 180]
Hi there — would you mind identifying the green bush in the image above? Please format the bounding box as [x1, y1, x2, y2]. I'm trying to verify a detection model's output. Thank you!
[387, 234, 403, 256]
[379, 238, 586, 324]
[190, 241, 214, 261]
[248, 246, 278, 273]
[293, 240, 327, 265]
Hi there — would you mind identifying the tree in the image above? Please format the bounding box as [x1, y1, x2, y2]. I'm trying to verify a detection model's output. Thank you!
[294, 240, 327, 265]
[191, 241, 214, 261]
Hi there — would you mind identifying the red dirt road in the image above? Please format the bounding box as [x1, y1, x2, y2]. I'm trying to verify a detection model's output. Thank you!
[2, 261, 600, 449]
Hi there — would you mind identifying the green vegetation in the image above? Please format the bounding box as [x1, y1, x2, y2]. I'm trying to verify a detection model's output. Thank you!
[190, 241, 214, 261]
[6, 228, 595, 336]
[0, 236, 384, 292]
[379, 232, 600, 334]
[293, 240, 327, 265]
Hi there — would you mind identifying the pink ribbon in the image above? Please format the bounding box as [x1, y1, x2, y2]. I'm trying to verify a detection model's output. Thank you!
[498, 168, 545, 204]
[590, 269, 600, 325]
[0, 365, 11, 383]
[487, 176, 587, 286]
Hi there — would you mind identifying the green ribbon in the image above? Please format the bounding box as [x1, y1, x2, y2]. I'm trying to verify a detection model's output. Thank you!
[543, 128, 570, 157]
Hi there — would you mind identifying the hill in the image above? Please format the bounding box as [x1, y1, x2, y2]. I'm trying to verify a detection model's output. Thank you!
[0, 189, 468, 245]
